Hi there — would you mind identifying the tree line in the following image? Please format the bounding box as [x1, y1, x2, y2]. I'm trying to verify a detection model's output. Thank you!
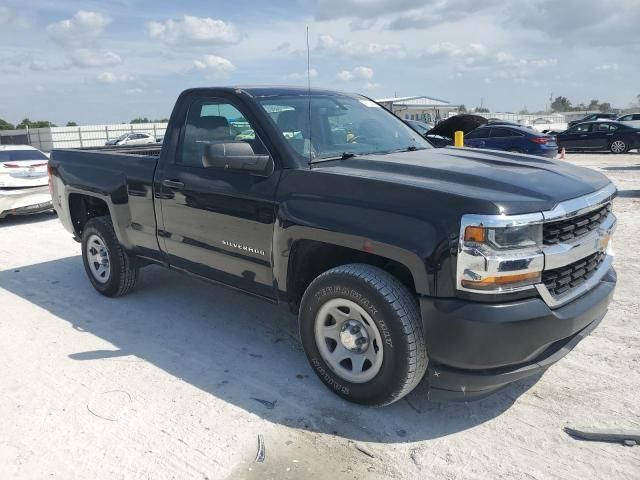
[0, 117, 169, 131]
[550, 97, 613, 113]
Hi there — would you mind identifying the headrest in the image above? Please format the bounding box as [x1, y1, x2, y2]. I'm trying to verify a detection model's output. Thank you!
[194, 115, 229, 130]
[277, 110, 301, 133]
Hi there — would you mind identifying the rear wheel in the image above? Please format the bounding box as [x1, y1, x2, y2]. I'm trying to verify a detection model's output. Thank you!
[610, 140, 628, 154]
[299, 264, 428, 406]
[82, 216, 138, 297]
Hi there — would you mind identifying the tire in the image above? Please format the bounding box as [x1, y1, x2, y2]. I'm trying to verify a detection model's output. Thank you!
[299, 264, 428, 406]
[82, 216, 138, 297]
[610, 140, 628, 154]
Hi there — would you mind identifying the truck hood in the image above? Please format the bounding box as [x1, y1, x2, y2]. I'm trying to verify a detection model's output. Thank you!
[313, 147, 612, 215]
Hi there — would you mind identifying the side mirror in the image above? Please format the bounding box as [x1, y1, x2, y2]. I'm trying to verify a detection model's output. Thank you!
[202, 141, 273, 176]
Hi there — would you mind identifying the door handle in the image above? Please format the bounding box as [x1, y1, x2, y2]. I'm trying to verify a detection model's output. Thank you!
[162, 179, 185, 190]
[580, 134, 588, 137]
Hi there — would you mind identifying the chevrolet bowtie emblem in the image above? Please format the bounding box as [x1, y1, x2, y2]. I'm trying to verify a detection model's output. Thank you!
[598, 232, 611, 251]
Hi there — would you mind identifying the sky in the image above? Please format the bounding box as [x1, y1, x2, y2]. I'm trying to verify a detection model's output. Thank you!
[0, 0, 639, 125]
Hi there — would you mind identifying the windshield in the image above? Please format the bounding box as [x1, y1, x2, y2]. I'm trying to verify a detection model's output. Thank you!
[0, 149, 48, 162]
[407, 120, 430, 135]
[257, 94, 431, 160]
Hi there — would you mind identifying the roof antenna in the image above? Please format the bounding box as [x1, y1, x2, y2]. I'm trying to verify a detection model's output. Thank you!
[306, 25, 313, 167]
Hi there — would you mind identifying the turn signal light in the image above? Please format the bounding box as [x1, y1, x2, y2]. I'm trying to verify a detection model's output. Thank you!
[461, 272, 541, 290]
[464, 226, 486, 242]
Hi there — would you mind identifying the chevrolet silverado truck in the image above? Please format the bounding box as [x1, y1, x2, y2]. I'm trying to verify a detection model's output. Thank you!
[49, 87, 617, 406]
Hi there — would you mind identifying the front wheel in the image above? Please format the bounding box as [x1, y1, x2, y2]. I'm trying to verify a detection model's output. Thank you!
[82, 216, 138, 297]
[610, 140, 628, 154]
[299, 264, 428, 406]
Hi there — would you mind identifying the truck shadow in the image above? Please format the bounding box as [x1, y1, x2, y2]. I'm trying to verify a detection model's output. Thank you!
[0, 256, 540, 443]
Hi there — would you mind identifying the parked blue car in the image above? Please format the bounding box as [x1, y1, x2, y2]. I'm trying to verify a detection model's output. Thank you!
[464, 125, 558, 158]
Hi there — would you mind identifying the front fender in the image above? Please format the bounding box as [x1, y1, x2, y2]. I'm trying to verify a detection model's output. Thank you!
[272, 198, 442, 297]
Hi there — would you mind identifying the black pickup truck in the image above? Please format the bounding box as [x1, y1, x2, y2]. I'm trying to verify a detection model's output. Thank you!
[49, 87, 617, 406]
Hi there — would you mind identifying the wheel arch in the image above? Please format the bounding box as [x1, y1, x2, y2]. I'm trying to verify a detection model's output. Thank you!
[68, 192, 112, 238]
[274, 227, 431, 312]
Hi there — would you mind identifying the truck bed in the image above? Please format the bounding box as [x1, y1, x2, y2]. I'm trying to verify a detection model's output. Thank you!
[70, 144, 162, 159]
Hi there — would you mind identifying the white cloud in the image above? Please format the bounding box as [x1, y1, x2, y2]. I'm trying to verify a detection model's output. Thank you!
[510, 0, 640, 47]
[193, 55, 236, 78]
[28, 59, 72, 72]
[421, 42, 557, 79]
[337, 66, 374, 81]
[47, 11, 110, 45]
[317, 34, 405, 58]
[0, 6, 29, 28]
[147, 16, 240, 46]
[71, 49, 122, 68]
[596, 63, 619, 72]
[125, 88, 145, 95]
[386, 0, 500, 30]
[363, 82, 381, 90]
[424, 42, 487, 58]
[97, 72, 134, 83]
[285, 68, 318, 80]
[314, 0, 425, 20]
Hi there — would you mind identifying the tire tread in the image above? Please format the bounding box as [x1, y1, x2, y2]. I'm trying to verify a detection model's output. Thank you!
[303, 263, 428, 406]
[85, 216, 138, 297]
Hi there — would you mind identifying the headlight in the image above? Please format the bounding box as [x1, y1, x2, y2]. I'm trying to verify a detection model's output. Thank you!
[457, 214, 544, 293]
[465, 224, 542, 250]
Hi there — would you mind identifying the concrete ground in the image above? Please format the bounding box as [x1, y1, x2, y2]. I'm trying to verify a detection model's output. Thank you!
[1, 152, 639, 479]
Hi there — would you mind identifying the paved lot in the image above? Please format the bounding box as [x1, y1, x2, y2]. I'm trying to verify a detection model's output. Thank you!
[1, 152, 639, 479]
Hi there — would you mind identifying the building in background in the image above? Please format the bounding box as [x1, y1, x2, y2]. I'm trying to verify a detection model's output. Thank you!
[376, 96, 460, 123]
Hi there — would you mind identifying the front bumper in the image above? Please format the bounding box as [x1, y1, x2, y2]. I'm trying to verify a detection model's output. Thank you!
[0, 186, 52, 218]
[420, 267, 616, 401]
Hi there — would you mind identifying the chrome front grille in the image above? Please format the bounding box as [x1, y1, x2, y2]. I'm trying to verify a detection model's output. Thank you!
[542, 251, 606, 297]
[536, 186, 616, 308]
[543, 203, 612, 245]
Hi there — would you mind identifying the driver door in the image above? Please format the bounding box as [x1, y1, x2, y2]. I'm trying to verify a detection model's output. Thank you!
[156, 96, 280, 299]
[560, 123, 594, 150]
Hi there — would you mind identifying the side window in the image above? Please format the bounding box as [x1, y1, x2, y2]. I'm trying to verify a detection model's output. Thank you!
[179, 99, 267, 167]
[465, 128, 489, 139]
[596, 123, 617, 132]
[574, 124, 592, 133]
[490, 127, 516, 137]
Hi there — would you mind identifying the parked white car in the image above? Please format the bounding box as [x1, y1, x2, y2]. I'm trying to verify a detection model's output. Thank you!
[530, 118, 568, 133]
[617, 113, 640, 130]
[0, 145, 52, 219]
[105, 132, 156, 146]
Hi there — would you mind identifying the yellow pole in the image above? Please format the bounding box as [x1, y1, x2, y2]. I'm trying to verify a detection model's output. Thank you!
[454, 130, 464, 147]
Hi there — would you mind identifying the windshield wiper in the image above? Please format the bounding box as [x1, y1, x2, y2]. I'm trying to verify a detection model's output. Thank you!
[311, 151, 357, 163]
[381, 146, 428, 154]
